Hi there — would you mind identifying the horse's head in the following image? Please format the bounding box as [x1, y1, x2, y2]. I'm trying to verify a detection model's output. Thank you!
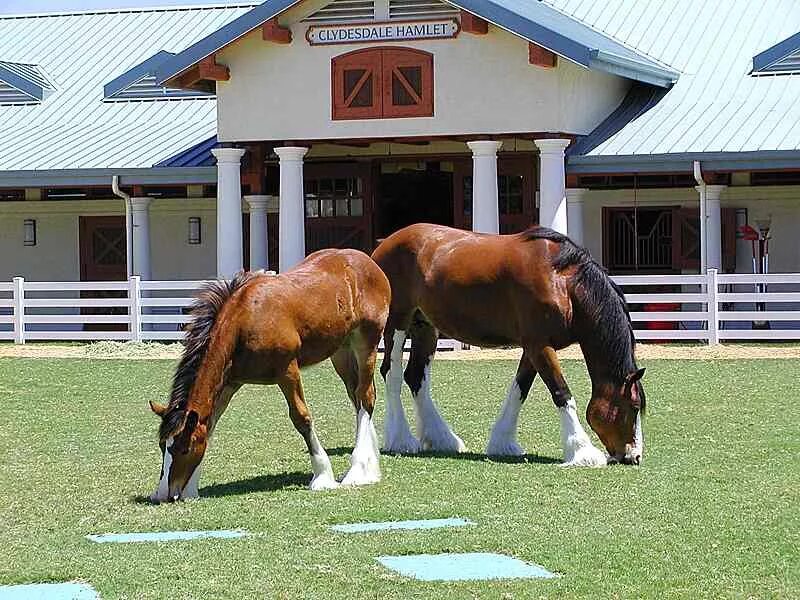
[586, 368, 645, 465]
[149, 401, 208, 503]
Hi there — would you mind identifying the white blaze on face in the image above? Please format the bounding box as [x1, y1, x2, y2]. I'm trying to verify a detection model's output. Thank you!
[153, 437, 174, 502]
[631, 411, 644, 460]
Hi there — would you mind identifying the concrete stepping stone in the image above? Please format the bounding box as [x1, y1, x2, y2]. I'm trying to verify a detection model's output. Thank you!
[331, 517, 473, 533]
[376, 552, 559, 581]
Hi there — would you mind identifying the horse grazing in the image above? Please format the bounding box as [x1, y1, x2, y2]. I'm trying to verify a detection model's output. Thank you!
[148, 249, 391, 502]
[372, 223, 645, 466]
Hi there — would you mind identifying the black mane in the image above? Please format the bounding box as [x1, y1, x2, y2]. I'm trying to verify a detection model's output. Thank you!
[159, 271, 255, 440]
[522, 226, 640, 390]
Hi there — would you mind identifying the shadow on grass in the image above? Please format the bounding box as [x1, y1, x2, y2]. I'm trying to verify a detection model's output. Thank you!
[380, 450, 561, 464]
[200, 472, 310, 497]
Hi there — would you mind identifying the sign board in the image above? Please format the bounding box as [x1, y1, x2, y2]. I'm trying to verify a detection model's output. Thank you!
[306, 19, 460, 45]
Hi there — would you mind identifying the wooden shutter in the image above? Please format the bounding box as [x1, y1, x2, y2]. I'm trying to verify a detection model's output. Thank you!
[382, 48, 433, 118]
[332, 49, 382, 120]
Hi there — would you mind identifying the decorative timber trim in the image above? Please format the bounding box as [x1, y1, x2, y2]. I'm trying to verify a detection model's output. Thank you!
[178, 55, 230, 89]
[529, 43, 557, 68]
[263, 18, 292, 44]
[460, 10, 487, 34]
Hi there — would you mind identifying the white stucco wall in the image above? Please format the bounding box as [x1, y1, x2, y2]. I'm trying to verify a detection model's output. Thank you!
[575, 186, 800, 274]
[216, 19, 630, 142]
[0, 198, 218, 281]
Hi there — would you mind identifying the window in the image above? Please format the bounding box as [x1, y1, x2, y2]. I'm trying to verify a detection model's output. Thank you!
[332, 47, 433, 120]
[305, 177, 364, 218]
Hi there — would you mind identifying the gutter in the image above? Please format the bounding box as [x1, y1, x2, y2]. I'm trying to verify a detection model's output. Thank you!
[693, 160, 707, 274]
[112, 175, 134, 279]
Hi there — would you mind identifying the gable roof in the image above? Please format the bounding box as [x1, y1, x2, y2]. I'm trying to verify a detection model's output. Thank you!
[752, 32, 800, 75]
[0, 61, 55, 103]
[103, 50, 213, 100]
[155, 0, 678, 88]
[0, 4, 254, 173]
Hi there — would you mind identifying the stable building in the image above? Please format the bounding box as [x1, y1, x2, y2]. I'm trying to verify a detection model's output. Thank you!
[2, 0, 800, 284]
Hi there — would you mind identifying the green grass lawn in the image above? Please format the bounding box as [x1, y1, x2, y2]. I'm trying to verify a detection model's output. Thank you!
[1, 357, 798, 599]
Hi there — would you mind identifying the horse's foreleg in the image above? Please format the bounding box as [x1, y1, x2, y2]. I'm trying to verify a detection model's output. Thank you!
[486, 355, 536, 457]
[380, 325, 421, 454]
[531, 347, 606, 467]
[405, 319, 466, 453]
[340, 341, 381, 486]
[278, 361, 338, 490]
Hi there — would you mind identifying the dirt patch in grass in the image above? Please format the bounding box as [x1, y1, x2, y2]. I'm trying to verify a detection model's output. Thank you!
[1, 341, 798, 360]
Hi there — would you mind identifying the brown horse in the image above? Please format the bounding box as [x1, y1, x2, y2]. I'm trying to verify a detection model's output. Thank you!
[148, 249, 391, 502]
[372, 223, 645, 466]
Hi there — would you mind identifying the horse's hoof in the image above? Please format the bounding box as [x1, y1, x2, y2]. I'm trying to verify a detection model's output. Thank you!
[340, 463, 381, 487]
[309, 474, 340, 491]
[485, 439, 526, 457]
[421, 431, 467, 454]
[382, 435, 423, 455]
[561, 444, 607, 467]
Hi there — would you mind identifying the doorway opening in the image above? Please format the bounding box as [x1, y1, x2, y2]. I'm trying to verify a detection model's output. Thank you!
[376, 161, 453, 241]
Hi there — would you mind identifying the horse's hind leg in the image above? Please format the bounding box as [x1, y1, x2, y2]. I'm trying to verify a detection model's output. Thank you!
[380, 317, 422, 454]
[405, 315, 466, 453]
[486, 355, 536, 456]
[338, 337, 382, 486]
[278, 360, 338, 490]
[530, 346, 606, 467]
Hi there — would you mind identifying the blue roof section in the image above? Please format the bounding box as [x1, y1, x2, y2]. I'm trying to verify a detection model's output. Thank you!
[156, 0, 677, 88]
[0, 61, 55, 102]
[752, 32, 800, 74]
[156, 135, 218, 167]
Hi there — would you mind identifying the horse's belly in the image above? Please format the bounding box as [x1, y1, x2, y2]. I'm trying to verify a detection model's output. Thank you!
[419, 290, 520, 348]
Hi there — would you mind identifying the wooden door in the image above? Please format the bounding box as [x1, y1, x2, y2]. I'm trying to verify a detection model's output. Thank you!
[79, 216, 127, 331]
[79, 216, 126, 281]
[304, 162, 373, 254]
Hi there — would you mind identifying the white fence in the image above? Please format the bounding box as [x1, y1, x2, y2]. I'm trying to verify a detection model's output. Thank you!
[1, 270, 799, 345]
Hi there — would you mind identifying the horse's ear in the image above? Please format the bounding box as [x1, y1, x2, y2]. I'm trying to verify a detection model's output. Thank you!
[185, 410, 199, 433]
[623, 368, 646, 392]
[149, 401, 167, 417]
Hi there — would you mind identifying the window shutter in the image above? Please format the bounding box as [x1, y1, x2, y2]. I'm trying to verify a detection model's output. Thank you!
[382, 48, 433, 118]
[332, 49, 382, 120]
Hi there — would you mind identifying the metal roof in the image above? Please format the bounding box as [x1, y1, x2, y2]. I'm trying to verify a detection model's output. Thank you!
[155, 0, 677, 88]
[0, 4, 254, 173]
[103, 50, 213, 101]
[0, 61, 55, 103]
[545, 0, 800, 170]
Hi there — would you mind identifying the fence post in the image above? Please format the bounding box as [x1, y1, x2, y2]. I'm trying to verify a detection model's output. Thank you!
[12, 277, 25, 344]
[129, 276, 142, 342]
[707, 268, 719, 345]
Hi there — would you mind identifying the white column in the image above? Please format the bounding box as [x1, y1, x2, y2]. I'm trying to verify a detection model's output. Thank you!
[466, 141, 502, 234]
[565, 188, 588, 245]
[275, 146, 309, 272]
[704, 185, 726, 271]
[535, 138, 571, 234]
[130, 197, 152, 280]
[211, 147, 246, 279]
[245, 195, 270, 271]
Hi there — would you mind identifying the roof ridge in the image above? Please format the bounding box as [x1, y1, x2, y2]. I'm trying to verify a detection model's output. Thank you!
[539, 0, 680, 74]
[0, 3, 258, 20]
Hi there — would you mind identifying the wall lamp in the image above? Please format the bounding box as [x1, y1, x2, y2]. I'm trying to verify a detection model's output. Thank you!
[188, 217, 202, 245]
[23, 219, 36, 246]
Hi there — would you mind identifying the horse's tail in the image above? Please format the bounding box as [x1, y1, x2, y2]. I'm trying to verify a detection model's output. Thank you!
[160, 271, 257, 440]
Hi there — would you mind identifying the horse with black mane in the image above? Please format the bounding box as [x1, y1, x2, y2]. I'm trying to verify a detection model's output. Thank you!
[149, 249, 391, 502]
[372, 223, 645, 466]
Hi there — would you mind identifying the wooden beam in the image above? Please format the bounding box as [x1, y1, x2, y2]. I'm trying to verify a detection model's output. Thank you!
[177, 55, 229, 89]
[263, 18, 292, 44]
[460, 10, 488, 34]
[529, 43, 557, 68]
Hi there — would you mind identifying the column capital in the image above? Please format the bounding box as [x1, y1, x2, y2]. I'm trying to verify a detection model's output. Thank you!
[211, 147, 247, 163]
[565, 188, 589, 203]
[244, 194, 270, 210]
[697, 184, 727, 199]
[534, 138, 571, 155]
[466, 140, 503, 156]
[275, 146, 309, 161]
[130, 196, 151, 211]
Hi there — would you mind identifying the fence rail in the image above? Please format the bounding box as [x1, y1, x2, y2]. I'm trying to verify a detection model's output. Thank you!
[1, 270, 799, 345]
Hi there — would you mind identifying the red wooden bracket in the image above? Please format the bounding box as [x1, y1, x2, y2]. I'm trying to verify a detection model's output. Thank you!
[529, 43, 557, 68]
[263, 18, 292, 44]
[460, 10, 488, 34]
